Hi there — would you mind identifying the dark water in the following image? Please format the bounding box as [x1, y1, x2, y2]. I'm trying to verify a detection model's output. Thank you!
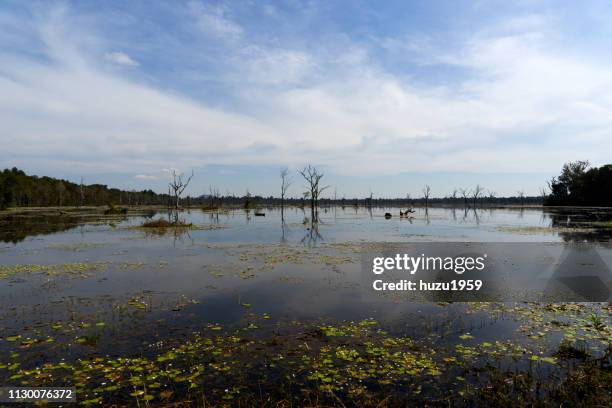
[0, 206, 610, 362]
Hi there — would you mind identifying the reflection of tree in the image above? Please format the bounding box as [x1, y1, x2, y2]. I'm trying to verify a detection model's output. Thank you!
[472, 208, 480, 226]
[546, 209, 612, 242]
[0, 214, 123, 244]
[280, 211, 289, 243]
[301, 220, 323, 247]
[141, 225, 193, 246]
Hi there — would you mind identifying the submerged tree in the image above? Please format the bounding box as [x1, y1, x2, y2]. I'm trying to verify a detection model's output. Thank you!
[472, 185, 484, 208]
[459, 188, 470, 208]
[423, 185, 431, 209]
[280, 167, 292, 211]
[487, 190, 496, 205]
[168, 169, 193, 210]
[517, 190, 525, 207]
[299, 165, 328, 222]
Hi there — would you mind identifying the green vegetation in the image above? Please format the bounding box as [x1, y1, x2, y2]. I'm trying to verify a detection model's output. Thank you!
[0, 167, 168, 209]
[103, 204, 127, 215]
[140, 218, 192, 228]
[545, 161, 612, 206]
[0, 305, 608, 407]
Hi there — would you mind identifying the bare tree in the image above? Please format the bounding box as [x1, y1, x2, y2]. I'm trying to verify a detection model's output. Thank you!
[517, 190, 525, 207]
[423, 185, 431, 208]
[487, 189, 496, 205]
[459, 188, 470, 207]
[539, 186, 548, 204]
[299, 165, 329, 222]
[472, 185, 484, 208]
[168, 169, 194, 209]
[209, 185, 220, 209]
[451, 189, 457, 201]
[280, 167, 292, 210]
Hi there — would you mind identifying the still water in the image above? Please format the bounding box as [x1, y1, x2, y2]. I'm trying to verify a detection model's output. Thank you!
[0, 206, 609, 363]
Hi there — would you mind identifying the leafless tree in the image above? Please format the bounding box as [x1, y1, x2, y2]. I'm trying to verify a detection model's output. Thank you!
[423, 185, 431, 208]
[209, 185, 220, 209]
[280, 167, 292, 210]
[459, 188, 470, 208]
[472, 185, 484, 208]
[299, 165, 329, 222]
[517, 190, 525, 207]
[451, 189, 457, 201]
[487, 189, 496, 205]
[539, 186, 548, 204]
[168, 169, 193, 210]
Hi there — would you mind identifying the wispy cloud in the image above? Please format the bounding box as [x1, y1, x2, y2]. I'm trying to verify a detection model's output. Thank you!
[105, 51, 139, 66]
[134, 174, 158, 181]
[2, 2, 612, 195]
[188, 1, 242, 40]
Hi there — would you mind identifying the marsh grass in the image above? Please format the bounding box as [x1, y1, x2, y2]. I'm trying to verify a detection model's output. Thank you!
[141, 218, 192, 228]
[103, 204, 128, 215]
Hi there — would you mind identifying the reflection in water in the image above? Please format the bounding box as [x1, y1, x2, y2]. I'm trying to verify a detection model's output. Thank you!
[301, 220, 323, 247]
[546, 208, 612, 241]
[1, 206, 612, 245]
[0, 205, 610, 382]
[0, 213, 126, 244]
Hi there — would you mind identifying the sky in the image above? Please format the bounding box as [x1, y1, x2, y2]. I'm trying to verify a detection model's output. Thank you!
[1, 0, 612, 198]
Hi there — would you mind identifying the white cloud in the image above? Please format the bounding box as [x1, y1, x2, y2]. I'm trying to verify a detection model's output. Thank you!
[188, 1, 242, 40]
[105, 51, 139, 66]
[2, 6, 612, 187]
[134, 174, 158, 180]
[233, 46, 314, 85]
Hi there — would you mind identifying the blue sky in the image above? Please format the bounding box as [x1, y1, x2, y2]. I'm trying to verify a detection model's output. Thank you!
[2, 1, 612, 198]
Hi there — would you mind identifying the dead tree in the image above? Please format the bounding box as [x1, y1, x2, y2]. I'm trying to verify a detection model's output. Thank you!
[472, 185, 484, 208]
[299, 165, 328, 222]
[280, 167, 292, 210]
[517, 190, 525, 207]
[423, 185, 431, 209]
[209, 185, 220, 209]
[459, 188, 470, 208]
[539, 186, 548, 204]
[487, 190, 496, 206]
[168, 169, 193, 210]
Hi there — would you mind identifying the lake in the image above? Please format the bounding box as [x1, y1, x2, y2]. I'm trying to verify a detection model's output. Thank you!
[0, 206, 610, 405]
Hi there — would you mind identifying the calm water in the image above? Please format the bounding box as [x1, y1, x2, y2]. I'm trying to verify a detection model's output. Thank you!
[0, 206, 610, 360]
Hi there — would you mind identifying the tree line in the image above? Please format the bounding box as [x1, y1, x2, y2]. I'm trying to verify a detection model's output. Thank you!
[4, 161, 609, 211]
[545, 161, 612, 206]
[0, 168, 169, 209]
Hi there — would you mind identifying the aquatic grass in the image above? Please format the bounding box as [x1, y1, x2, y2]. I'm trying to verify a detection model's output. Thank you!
[0, 261, 147, 280]
[1, 313, 610, 406]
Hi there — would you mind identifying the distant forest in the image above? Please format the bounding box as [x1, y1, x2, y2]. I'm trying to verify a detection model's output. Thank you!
[0, 166, 557, 210]
[545, 161, 612, 206]
[0, 168, 169, 209]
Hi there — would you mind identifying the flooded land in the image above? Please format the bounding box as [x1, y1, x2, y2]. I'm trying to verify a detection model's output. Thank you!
[0, 206, 610, 406]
